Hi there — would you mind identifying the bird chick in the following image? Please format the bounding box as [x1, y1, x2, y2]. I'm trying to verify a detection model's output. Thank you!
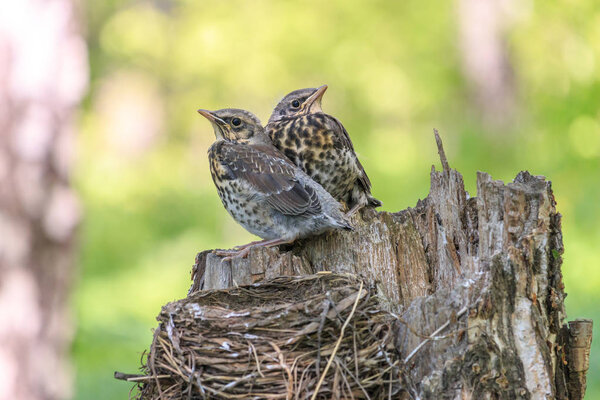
[198, 108, 352, 260]
[266, 85, 381, 216]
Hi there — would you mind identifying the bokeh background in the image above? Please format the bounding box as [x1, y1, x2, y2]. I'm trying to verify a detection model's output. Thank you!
[64, 0, 600, 398]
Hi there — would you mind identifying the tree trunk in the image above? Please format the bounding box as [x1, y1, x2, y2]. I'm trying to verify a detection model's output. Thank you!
[132, 134, 591, 399]
[456, 0, 517, 128]
[0, 1, 87, 399]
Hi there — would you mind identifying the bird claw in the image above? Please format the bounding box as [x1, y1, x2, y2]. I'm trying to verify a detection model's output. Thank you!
[220, 247, 252, 262]
[213, 249, 238, 256]
[213, 238, 291, 261]
[213, 241, 257, 258]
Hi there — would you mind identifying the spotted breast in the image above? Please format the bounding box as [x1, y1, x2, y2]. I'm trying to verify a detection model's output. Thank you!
[266, 86, 381, 216]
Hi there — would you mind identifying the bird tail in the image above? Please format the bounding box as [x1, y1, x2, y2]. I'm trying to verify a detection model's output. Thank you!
[340, 219, 354, 231]
[338, 208, 354, 231]
[352, 184, 382, 209]
[368, 195, 382, 208]
[329, 212, 354, 232]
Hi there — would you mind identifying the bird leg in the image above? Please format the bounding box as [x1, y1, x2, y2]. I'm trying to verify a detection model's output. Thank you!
[218, 237, 295, 261]
[345, 203, 364, 217]
[213, 239, 266, 256]
[233, 240, 263, 251]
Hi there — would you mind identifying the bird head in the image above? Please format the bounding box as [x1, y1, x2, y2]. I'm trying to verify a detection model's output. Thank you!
[268, 85, 328, 123]
[197, 108, 268, 145]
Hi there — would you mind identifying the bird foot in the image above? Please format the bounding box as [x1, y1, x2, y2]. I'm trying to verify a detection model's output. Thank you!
[221, 246, 253, 262]
[213, 248, 238, 256]
[213, 239, 266, 257]
[214, 237, 295, 261]
[213, 246, 253, 261]
[345, 203, 364, 218]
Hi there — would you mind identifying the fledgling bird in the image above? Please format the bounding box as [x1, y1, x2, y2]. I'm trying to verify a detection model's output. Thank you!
[266, 85, 382, 216]
[198, 108, 352, 260]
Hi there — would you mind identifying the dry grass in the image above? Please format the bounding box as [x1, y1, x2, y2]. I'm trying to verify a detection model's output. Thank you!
[133, 273, 401, 399]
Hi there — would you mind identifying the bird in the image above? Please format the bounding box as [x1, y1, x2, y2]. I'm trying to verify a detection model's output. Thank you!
[266, 85, 381, 216]
[198, 108, 352, 260]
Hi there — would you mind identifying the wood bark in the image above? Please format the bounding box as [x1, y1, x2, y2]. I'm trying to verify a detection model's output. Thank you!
[0, 1, 87, 399]
[185, 135, 591, 399]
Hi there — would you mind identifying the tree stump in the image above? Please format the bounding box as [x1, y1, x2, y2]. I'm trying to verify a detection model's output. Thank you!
[129, 136, 592, 399]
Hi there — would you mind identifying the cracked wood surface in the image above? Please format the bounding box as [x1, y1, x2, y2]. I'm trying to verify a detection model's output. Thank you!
[188, 151, 591, 398]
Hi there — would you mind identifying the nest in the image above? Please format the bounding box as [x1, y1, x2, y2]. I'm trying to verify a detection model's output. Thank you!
[133, 273, 401, 399]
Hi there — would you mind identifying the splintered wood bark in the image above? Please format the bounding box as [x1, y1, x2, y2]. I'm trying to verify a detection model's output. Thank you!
[187, 136, 591, 398]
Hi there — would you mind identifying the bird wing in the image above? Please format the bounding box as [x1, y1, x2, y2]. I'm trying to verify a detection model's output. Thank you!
[217, 142, 322, 216]
[328, 116, 373, 191]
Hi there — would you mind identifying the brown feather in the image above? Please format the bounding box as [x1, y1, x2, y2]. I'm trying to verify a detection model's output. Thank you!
[214, 141, 322, 216]
[328, 116, 373, 192]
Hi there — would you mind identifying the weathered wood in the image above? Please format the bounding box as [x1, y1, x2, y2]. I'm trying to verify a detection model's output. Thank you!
[556, 319, 593, 400]
[183, 137, 591, 398]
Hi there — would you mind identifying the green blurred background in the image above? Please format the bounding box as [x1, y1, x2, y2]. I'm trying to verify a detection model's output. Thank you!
[74, 0, 600, 398]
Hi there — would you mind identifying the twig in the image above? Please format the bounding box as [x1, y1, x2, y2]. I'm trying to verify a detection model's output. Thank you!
[186, 349, 195, 400]
[434, 128, 450, 173]
[310, 281, 364, 400]
[150, 327, 166, 400]
[113, 372, 171, 382]
[114, 371, 142, 381]
[212, 373, 258, 396]
[335, 356, 371, 400]
[404, 306, 468, 364]
[353, 323, 359, 379]
[250, 342, 265, 378]
[316, 298, 330, 378]
[335, 359, 356, 400]
[270, 341, 294, 399]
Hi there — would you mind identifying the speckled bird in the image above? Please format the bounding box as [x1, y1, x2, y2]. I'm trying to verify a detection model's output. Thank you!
[266, 85, 381, 216]
[198, 108, 352, 259]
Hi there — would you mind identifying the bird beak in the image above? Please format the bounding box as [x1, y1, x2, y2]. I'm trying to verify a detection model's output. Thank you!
[198, 109, 228, 139]
[303, 84, 328, 113]
[197, 109, 226, 125]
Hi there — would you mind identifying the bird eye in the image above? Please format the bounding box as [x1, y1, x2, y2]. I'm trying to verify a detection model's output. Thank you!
[291, 100, 301, 108]
[231, 117, 242, 126]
